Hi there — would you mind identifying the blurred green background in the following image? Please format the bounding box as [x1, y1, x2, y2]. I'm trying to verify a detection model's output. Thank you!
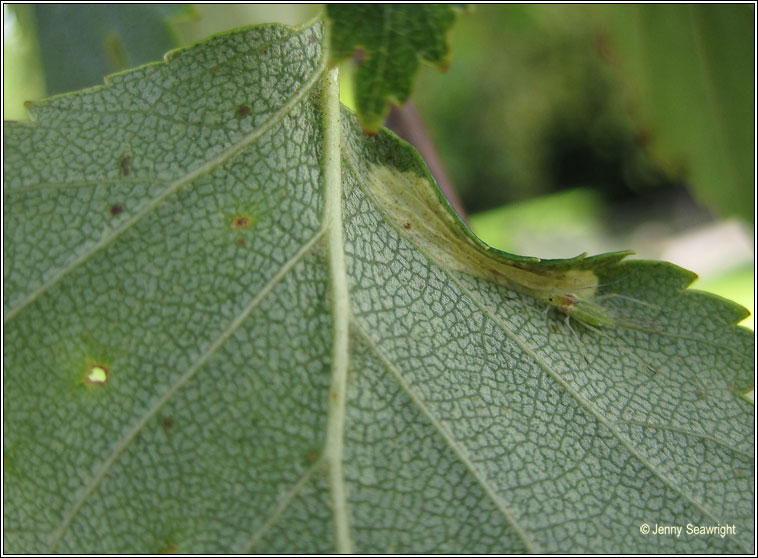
[3, 4, 754, 328]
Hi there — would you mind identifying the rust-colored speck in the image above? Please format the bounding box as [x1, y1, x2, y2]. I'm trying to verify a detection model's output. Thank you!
[331, 391, 338, 401]
[236, 104, 252, 118]
[362, 129, 378, 137]
[403, 222, 412, 230]
[232, 216, 252, 229]
[307, 450, 319, 462]
[110, 204, 123, 216]
[119, 155, 132, 176]
[236, 237, 247, 248]
[262, 49, 268, 56]
[162, 418, 175, 430]
[696, 391, 705, 399]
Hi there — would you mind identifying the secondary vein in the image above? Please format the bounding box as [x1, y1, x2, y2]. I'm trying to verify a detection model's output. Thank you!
[44, 228, 325, 552]
[4, 54, 326, 325]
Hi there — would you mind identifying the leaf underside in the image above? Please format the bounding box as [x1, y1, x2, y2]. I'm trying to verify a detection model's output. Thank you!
[3, 20, 753, 554]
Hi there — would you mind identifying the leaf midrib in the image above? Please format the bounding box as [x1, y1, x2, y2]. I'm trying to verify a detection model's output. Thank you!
[321, 65, 354, 554]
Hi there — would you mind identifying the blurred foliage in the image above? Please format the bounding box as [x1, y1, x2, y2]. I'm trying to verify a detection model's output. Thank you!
[3, 5, 45, 120]
[33, 4, 193, 96]
[596, 5, 754, 222]
[413, 5, 683, 214]
[171, 4, 321, 45]
[413, 4, 754, 227]
[469, 188, 607, 259]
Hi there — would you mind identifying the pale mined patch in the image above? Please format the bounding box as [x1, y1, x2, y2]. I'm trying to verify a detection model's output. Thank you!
[363, 165, 599, 303]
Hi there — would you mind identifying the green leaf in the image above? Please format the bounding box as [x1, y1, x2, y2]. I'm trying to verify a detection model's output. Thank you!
[326, 4, 463, 132]
[3, 19, 753, 554]
[33, 4, 192, 96]
[597, 4, 754, 221]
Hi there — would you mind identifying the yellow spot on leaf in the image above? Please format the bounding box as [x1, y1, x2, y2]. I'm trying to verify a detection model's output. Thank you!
[86, 365, 108, 385]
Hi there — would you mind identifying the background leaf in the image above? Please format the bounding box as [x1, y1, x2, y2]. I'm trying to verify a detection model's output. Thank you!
[3, 19, 753, 554]
[33, 3, 192, 95]
[326, 4, 463, 132]
[596, 4, 754, 221]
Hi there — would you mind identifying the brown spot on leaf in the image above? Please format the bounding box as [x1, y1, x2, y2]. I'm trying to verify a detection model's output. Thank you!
[162, 417, 175, 430]
[235, 237, 247, 248]
[160, 542, 178, 554]
[119, 155, 132, 176]
[231, 216, 252, 229]
[403, 222, 412, 230]
[110, 204, 123, 216]
[236, 104, 252, 118]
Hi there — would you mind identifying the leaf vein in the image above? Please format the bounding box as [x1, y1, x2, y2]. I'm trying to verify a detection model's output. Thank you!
[445, 271, 749, 551]
[237, 458, 324, 553]
[351, 318, 541, 554]
[44, 227, 325, 552]
[614, 419, 753, 459]
[4, 55, 326, 325]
